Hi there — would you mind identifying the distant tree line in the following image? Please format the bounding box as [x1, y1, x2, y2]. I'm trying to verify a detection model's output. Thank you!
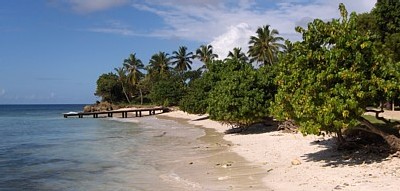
[95, 2, 400, 150]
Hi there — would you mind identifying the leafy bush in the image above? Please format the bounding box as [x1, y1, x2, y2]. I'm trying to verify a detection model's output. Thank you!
[95, 73, 125, 103]
[207, 59, 275, 127]
[149, 75, 184, 106]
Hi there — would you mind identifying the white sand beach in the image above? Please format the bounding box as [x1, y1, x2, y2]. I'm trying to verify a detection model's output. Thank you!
[160, 110, 400, 191]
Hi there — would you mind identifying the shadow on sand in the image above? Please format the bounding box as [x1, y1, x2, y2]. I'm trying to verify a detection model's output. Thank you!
[303, 137, 394, 167]
[192, 116, 396, 166]
[224, 123, 279, 135]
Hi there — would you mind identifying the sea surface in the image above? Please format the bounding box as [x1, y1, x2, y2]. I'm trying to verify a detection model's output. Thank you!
[0, 104, 215, 191]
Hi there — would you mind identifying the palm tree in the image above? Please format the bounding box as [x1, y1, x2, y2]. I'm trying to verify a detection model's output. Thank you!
[225, 47, 248, 62]
[195, 44, 218, 68]
[171, 46, 193, 73]
[114, 67, 131, 103]
[148, 51, 171, 76]
[283, 39, 294, 54]
[123, 53, 144, 85]
[248, 25, 284, 66]
[123, 53, 145, 104]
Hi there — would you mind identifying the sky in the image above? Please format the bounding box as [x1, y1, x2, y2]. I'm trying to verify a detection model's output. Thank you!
[0, 0, 376, 104]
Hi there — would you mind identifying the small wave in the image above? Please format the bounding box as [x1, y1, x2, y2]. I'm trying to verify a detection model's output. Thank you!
[107, 118, 139, 123]
[160, 172, 203, 191]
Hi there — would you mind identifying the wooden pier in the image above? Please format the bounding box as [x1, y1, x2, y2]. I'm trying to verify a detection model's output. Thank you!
[63, 107, 169, 118]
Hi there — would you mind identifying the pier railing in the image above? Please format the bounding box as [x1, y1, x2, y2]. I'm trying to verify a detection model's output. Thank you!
[63, 107, 169, 118]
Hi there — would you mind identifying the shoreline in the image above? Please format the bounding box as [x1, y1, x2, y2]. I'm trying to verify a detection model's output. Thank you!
[157, 115, 268, 190]
[110, 110, 269, 190]
[159, 110, 400, 191]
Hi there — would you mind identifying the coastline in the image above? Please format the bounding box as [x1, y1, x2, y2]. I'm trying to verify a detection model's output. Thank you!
[159, 110, 400, 191]
[110, 109, 269, 190]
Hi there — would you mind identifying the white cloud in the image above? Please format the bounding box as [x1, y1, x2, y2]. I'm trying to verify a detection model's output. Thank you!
[210, 23, 254, 59]
[0, 89, 5, 97]
[65, 0, 129, 13]
[86, 20, 137, 36]
[129, 0, 376, 57]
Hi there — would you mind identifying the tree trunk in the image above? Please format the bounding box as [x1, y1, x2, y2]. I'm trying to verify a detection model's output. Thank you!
[392, 99, 395, 111]
[357, 117, 400, 151]
[336, 130, 346, 144]
[122, 86, 131, 104]
[139, 88, 143, 105]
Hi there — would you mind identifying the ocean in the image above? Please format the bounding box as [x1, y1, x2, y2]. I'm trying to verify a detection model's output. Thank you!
[0, 105, 265, 191]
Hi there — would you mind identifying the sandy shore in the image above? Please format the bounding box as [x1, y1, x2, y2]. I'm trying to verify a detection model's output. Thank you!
[160, 110, 400, 191]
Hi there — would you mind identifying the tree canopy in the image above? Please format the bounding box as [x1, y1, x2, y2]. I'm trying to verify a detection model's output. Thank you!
[95, 73, 125, 103]
[207, 59, 275, 127]
[171, 46, 193, 72]
[248, 25, 284, 66]
[271, 4, 400, 147]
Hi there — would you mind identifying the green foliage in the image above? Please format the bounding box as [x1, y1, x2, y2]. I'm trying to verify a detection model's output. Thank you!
[182, 69, 202, 86]
[114, 67, 131, 103]
[207, 59, 275, 127]
[225, 47, 248, 62]
[271, 4, 400, 135]
[95, 73, 125, 103]
[372, 0, 400, 62]
[248, 25, 284, 65]
[171, 46, 193, 72]
[147, 51, 171, 77]
[356, 13, 379, 35]
[373, 0, 400, 38]
[123, 53, 144, 85]
[179, 74, 211, 114]
[149, 75, 184, 106]
[179, 60, 224, 114]
[195, 44, 218, 68]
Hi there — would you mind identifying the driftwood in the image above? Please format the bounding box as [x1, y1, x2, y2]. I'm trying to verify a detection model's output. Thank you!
[277, 119, 298, 133]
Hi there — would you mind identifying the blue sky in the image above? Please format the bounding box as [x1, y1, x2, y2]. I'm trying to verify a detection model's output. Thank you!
[0, 0, 375, 104]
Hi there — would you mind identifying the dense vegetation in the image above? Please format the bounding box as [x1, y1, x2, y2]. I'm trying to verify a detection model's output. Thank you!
[95, 3, 400, 150]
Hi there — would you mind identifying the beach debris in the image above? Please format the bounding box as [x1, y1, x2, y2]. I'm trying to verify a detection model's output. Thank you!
[189, 162, 193, 165]
[217, 176, 230, 181]
[221, 163, 232, 168]
[216, 161, 233, 168]
[153, 132, 167, 137]
[278, 119, 298, 133]
[291, 159, 302, 165]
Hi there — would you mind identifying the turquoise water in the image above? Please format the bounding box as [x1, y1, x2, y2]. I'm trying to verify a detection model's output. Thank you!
[0, 105, 207, 190]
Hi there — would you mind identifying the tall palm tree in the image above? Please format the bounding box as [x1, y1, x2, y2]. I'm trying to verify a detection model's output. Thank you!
[248, 25, 284, 66]
[148, 51, 171, 76]
[123, 53, 144, 104]
[123, 53, 144, 85]
[225, 47, 248, 62]
[171, 46, 193, 73]
[114, 67, 131, 103]
[195, 44, 218, 68]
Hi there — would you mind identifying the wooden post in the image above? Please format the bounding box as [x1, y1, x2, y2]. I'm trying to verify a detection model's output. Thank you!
[136, 111, 138, 117]
[139, 111, 142, 117]
[392, 99, 395, 111]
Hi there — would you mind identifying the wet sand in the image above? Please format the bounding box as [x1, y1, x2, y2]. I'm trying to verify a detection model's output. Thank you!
[156, 115, 269, 190]
[111, 111, 268, 190]
[160, 110, 400, 191]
